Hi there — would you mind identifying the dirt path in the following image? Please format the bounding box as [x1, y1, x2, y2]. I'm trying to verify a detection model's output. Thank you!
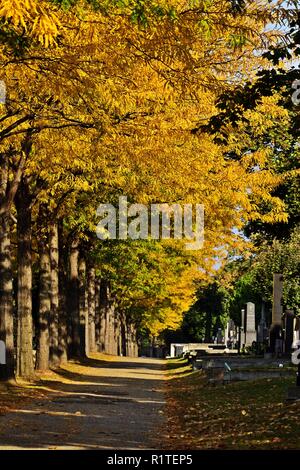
[0, 356, 167, 450]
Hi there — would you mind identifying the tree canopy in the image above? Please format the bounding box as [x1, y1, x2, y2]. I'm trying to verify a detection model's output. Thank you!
[0, 0, 298, 377]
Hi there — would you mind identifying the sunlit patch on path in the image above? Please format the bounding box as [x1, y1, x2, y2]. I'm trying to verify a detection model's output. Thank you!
[0, 355, 167, 450]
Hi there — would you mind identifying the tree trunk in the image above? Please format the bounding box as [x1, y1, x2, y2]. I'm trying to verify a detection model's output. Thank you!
[0, 156, 15, 381]
[0, 212, 15, 381]
[68, 239, 81, 358]
[112, 310, 121, 356]
[133, 326, 139, 357]
[120, 313, 127, 356]
[79, 257, 87, 357]
[87, 266, 96, 354]
[126, 323, 137, 358]
[58, 223, 68, 363]
[106, 301, 115, 355]
[16, 178, 33, 379]
[129, 324, 134, 357]
[95, 278, 101, 350]
[49, 222, 59, 366]
[36, 238, 50, 371]
[125, 323, 131, 357]
[99, 281, 108, 352]
[0, 139, 31, 380]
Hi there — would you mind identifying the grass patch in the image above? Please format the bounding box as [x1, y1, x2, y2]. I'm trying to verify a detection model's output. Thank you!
[166, 358, 196, 378]
[167, 357, 188, 371]
[165, 369, 300, 449]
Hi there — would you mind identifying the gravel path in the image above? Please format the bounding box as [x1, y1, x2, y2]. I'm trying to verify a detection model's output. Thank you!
[0, 356, 166, 450]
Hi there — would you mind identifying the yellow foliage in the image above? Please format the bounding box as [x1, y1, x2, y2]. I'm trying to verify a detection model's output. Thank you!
[0, 0, 60, 45]
[0, 0, 291, 335]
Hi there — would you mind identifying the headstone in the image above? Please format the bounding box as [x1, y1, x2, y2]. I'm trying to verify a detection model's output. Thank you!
[231, 320, 237, 348]
[294, 317, 300, 345]
[283, 310, 295, 353]
[240, 308, 246, 349]
[225, 321, 230, 347]
[257, 301, 268, 343]
[272, 274, 283, 324]
[170, 343, 185, 357]
[291, 341, 300, 366]
[217, 328, 223, 344]
[225, 319, 236, 348]
[275, 337, 284, 356]
[287, 341, 300, 400]
[241, 308, 246, 330]
[270, 273, 284, 353]
[245, 302, 256, 347]
[0, 341, 6, 365]
[175, 345, 184, 357]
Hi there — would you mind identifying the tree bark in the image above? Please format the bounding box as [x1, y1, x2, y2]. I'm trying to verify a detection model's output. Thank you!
[125, 323, 131, 357]
[113, 311, 121, 356]
[133, 327, 139, 357]
[125, 323, 138, 358]
[79, 257, 87, 357]
[95, 278, 101, 350]
[0, 138, 31, 380]
[87, 266, 96, 354]
[99, 281, 108, 352]
[49, 222, 59, 366]
[36, 238, 50, 371]
[0, 213, 15, 381]
[58, 222, 68, 363]
[68, 239, 81, 358]
[16, 178, 34, 379]
[120, 313, 127, 356]
[0, 156, 15, 381]
[106, 301, 115, 355]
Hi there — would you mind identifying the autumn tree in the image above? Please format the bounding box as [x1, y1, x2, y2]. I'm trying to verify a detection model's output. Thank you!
[0, 0, 294, 378]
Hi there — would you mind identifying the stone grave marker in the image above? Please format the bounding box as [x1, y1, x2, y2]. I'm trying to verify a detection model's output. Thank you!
[283, 310, 295, 353]
[245, 302, 256, 347]
[287, 340, 300, 401]
[217, 328, 223, 344]
[225, 319, 236, 348]
[225, 321, 230, 347]
[270, 273, 284, 353]
[272, 273, 283, 324]
[294, 317, 300, 345]
[240, 308, 246, 349]
[257, 301, 268, 344]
